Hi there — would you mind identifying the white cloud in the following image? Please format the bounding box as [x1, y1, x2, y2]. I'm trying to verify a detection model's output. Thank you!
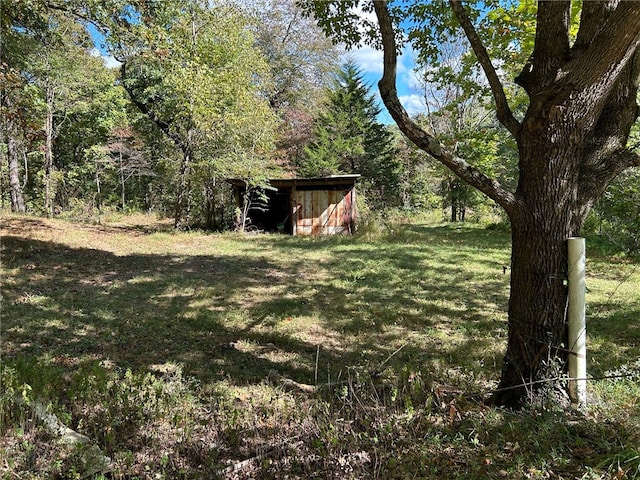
[344, 45, 384, 77]
[399, 94, 425, 117]
[345, 43, 415, 82]
[103, 55, 121, 69]
[90, 47, 121, 69]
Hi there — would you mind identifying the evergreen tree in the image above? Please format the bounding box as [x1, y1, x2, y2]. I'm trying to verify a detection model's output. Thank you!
[301, 60, 399, 209]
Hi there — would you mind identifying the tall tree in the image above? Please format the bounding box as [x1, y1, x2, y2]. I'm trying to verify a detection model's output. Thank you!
[114, 1, 278, 228]
[303, 0, 640, 408]
[0, 0, 49, 213]
[413, 35, 519, 222]
[301, 60, 399, 209]
[251, 0, 341, 173]
[0, 66, 29, 213]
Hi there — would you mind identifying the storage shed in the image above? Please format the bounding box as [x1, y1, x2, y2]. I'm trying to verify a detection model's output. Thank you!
[228, 175, 360, 235]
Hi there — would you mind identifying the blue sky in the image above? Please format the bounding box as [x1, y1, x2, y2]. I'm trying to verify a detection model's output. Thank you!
[342, 4, 426, 122]
[346, 43, 424, 123]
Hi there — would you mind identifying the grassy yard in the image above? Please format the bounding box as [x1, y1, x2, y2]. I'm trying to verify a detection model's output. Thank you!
[1, 213, 639, 479]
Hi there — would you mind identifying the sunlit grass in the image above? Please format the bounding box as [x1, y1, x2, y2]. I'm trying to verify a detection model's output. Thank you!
[1, 214, 638, 479]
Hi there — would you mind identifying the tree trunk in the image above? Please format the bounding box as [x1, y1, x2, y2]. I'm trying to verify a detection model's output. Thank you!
[496, 218, 573, 407]
[94, 158, 102, 212]
[494, 126, 586, 407]
[119, 150, 126, 210]
[44, 85, 55, 218]
[174, 148, 191, 229]
[7, 136, 26, 213]
[371, 0, 640, 409]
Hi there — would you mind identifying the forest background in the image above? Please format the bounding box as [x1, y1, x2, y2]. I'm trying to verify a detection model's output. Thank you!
[2, 0, 637, 253]
[2, 0, 640, 476]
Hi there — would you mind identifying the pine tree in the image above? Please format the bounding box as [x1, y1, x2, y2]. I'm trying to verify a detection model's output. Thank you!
[301, 60, 399, 208]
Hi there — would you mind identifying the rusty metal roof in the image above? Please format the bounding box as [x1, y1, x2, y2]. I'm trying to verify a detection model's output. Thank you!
[227, 175, 361, 188]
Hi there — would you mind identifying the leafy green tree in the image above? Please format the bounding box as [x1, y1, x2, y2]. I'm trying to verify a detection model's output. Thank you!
[52, 59, 130, 212]
[392, 128, 441, 211]
[410, 33, 519, 222]
[0, 0, 50, 213]
[0, 66, 29, 213]
[301, 60, 399, 209]
[115, 1, 278, 228]
[29, 15, 103, 216]
[1, 1, 127, 215]
[590, 168, 640, 255]
[252, 0, 340, 112]
[304, 0, 640, 408]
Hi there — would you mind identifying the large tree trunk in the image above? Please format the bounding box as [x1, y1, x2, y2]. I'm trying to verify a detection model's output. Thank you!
[497, 211, 577, 406]
[497, 227, 571, 407]
[494, 123, 586, 406]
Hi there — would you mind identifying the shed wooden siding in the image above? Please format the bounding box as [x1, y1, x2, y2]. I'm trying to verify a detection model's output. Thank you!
[293, 188, 355, 235]
[227, 175, 359, 235]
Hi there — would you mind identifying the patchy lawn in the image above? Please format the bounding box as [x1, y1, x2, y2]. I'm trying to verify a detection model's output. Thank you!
[1, 214, 639, 479]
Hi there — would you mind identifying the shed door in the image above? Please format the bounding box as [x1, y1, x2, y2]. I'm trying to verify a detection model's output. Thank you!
[295, 189, 352, 235]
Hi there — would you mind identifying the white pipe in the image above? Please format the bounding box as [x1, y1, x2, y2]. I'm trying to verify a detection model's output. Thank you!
[568, 237, 587, 407]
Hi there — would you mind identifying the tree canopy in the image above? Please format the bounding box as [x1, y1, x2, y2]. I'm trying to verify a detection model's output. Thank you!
[300, 60, 399, 208]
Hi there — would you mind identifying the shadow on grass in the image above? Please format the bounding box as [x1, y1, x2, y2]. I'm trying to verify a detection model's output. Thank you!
[2, 219, 639, 479]
[4, 219, 637, 389]
[1, 221, 513, 393]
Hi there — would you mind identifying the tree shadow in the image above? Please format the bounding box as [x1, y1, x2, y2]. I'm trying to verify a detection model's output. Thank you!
[3, 219, 638, 478]
[1, 221, 513, 393]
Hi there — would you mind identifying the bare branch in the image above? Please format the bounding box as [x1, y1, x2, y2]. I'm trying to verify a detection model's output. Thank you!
[372, 0, 518, 214]
[448, 0, 521, 138]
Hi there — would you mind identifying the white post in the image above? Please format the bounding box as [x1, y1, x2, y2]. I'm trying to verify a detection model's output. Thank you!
[567, 237, 587, 407]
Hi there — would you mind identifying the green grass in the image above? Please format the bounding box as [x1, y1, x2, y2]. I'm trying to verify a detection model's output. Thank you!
[1, 214, 638, 479]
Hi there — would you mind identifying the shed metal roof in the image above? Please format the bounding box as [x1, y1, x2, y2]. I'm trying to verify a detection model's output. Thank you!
[227, 175, 361, 188]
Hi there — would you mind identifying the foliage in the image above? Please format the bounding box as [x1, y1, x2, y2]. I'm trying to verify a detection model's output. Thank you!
[411, 31, 520, 221]
[301, 0, 640, 408]
[251, 0, 340, 113]
[113, 1, 279, 227]
[589, 168, 640, 257]
[301, 60, 400, 209]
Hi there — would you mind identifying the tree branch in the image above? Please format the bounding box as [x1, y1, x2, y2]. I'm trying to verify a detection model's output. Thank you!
[372, 0, 518, 214]
[120, 61, 187, 154]
[530, 1, 570, 85]
[539, 3, 640, 115]
[578, 54, 640, 207]
[574, 1, 610, 49]
[448, 0, 521, 138]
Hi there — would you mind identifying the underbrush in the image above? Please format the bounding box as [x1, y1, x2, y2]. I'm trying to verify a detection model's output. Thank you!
[2, 358, 639, 479]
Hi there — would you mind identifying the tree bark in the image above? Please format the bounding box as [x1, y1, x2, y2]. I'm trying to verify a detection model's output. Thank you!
[45, 85, 55, 218]
[173, 147, 191, 229]
[495, 131, 585, 406]
[122, 61, 195, 229]
[119, 149, 126, 210]
[7, 135, 26, 213]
